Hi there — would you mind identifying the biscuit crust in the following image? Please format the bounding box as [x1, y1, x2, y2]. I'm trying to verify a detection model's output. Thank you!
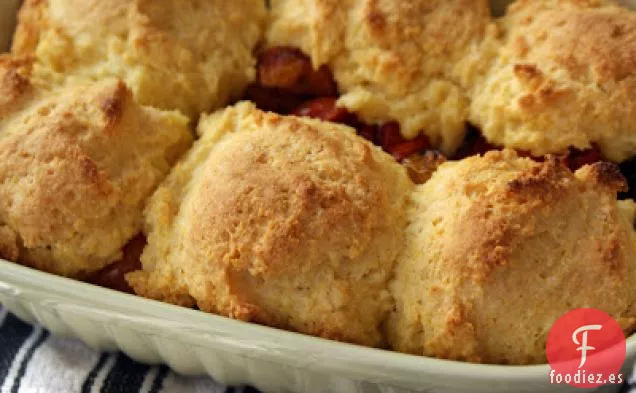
[470, 0, 636, 162]
[127, 102, 413, 347]
[389, 150, 636, 364]
[266, 0, 492, 154]
[12, 0, 266, 117]
[0, 59, 192, 277]
[0, 55, 34, 120]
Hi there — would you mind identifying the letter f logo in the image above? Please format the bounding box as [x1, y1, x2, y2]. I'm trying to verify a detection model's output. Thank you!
[572, 325, 603, 368]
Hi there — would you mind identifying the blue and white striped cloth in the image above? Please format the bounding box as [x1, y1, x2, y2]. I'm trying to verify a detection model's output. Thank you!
[0, 308, 261, 393]
[2, 306, 636, 393]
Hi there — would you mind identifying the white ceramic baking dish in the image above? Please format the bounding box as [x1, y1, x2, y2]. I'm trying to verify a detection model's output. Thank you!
[1, 1, 636, 393]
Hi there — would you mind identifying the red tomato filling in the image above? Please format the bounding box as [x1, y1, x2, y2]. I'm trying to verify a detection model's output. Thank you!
[246, 47, 616, 182]
[87, 234, 145, 293]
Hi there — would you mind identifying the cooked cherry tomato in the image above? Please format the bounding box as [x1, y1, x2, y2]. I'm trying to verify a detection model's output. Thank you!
[87, 234, 146, 293]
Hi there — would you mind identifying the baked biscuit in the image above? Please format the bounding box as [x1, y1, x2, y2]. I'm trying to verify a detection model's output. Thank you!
[12, 0, 266, 118]
[266, 0, 492, 154]
[127, 102, 413, 347]
[0, 55, 34, 120]
[388, 150, 636, 364]
[0, 58, 193, 278]
[470, 0, 636, 162]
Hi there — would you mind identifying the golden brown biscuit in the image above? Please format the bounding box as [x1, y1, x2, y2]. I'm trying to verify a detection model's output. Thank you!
[266, 0, 492, 154]
[127, 102, 413, 347]
[388, 150, 636, 364]
[0, 55, 35, 120]
[12, 0, 266, 118]
[470, 0, 636, 162]
[0, 58, 193, 278]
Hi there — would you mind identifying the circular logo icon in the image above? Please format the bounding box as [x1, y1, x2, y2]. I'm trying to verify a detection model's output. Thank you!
[546, 308, 626, 388]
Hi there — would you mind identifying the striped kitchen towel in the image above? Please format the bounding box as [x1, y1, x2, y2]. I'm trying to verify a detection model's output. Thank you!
[0, 308, 260, 393]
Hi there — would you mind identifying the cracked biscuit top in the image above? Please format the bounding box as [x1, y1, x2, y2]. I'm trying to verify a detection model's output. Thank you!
[470, 0, 636, 162]
[389, 149, 636, 364]
[0, 57, 193, 278]
[266, 0, 492, 154]
[127, 102, 413, 347]
[12, 0, 267, 117]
